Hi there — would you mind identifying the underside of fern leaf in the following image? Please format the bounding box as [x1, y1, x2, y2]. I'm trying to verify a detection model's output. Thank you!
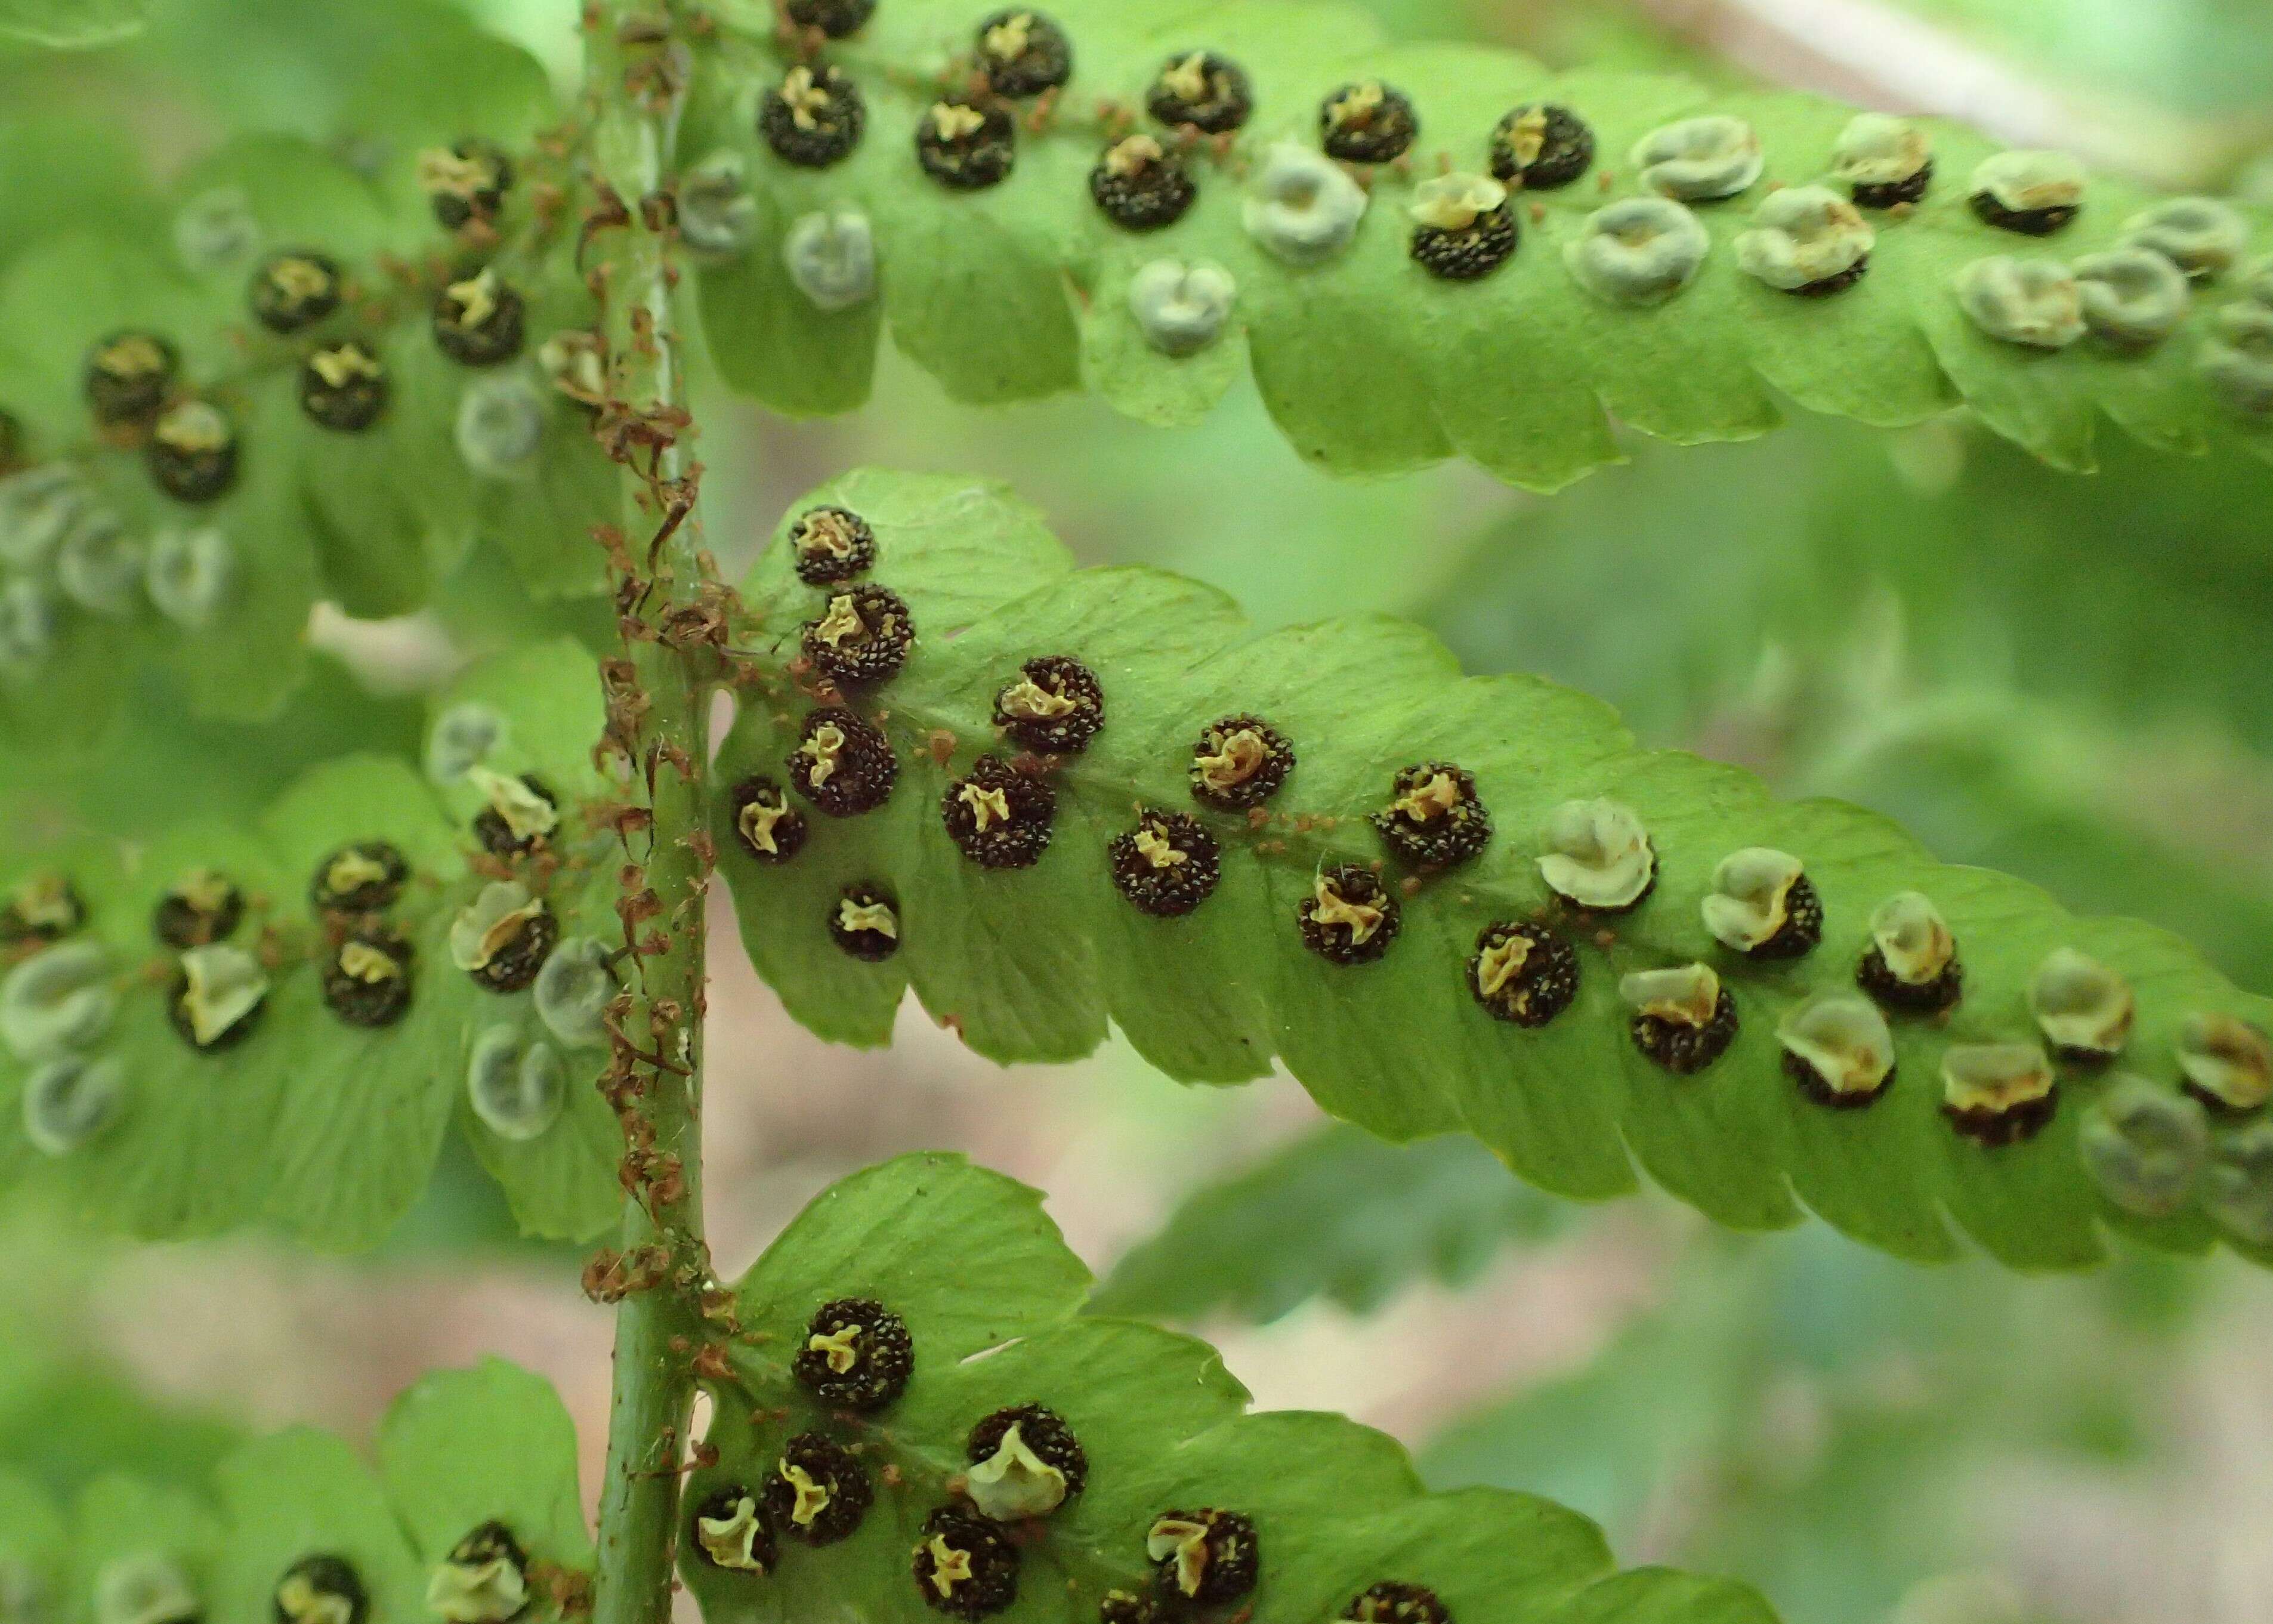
[681, 0, 2273, 487]
[712, 470, 2273, 1273]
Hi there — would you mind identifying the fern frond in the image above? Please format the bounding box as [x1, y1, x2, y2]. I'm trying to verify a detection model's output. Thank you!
[713, 471, 2273, 1270]
[682, 0, 2273, 487]
[684, 1151, 1778, 1624]
[0, 641, 626, 1248]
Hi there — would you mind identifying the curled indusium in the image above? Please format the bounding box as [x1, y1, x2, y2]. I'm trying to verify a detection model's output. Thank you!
[2080, 1077, 2207, 1218]
[21, 1054, 125, 1156]
[1539, 798, 1655, 910]
[147, 526, 239, 629]
[976, 9, 1073, 98]
[92, 1554, 199, 1624]
[2206, 1122, 2273, 1246]
[1148, 51, 1251, 134]
[534, 935, 616, 1050]
[274, 1555, 369, 1624]
[1564, 197, 1711, 307]
[1146, 1509, 1259, 1604]
[1243, 143, 1368, 268]
[1630, 116, 1762, 202]
[2072, 248, 2191, 348]
[1109, 811, 1221, 918]
[2121, 196, 2249, 280]
[800, 583, 914, 686]
[789, 505, 876, 583]
[149, 400, 239, 504]
[1857, 890, 1962, 1015]
[301, 339, 389, 431]
[913, 1506, 1020, 1619]
[248, 249, 343, 335]
[1090, 135, 1197, 231]
[1734, 187, 1874, 294]
[455, 374, 546, 477]
[468, 768, 558, 856]
[1299, 866, 1401, 965]
[1373, 762, 1491, 870]
[1490, 103, 1593, 190]
[1941, 1042, 2056, 1146]
[1701, 847, 1823, 958]
[1969, 150, 2084, 234]
[311, 841, 408, 914]
[449, 881, 558, 993]
[796, 1296, 913, 1408]
[432, 268, 526, 367]
[784, 206, 877, 313]
[321, 928, 415, 1028]
[691, 1487, 774, 1574]
[1832, 113, 1932, 208]
[1190, 714, 1293, 808]
[1128, 260, 1235, 357]
[85, 330, 178, 427]
[1407, 174, 1519, 282]
[678, 150, 759, 258]
[1954, 256, 2083, 349]
[965, 1404, 1087, 1520]
[830, 885, 901, 961]
[154, 868, 243, 949]
[763, 1432, 874, 1546]
[467, 1026, 566, 1141]
[1620, 964, 1737, 1075]
[427, 1523, 529, 1624]
[418, 140, 514, 231]
[2028, 947, 2133, 1060]
[2199, 301, 2273, 416]
[1319, 80, 1417, 165]
[2178, 1012, 2272, 1113]
[760, 63, 864, 168]
[1467, 921, 1579, 1028]
[730, 775, 807, 865]
[2, 943, 117, 1061]
[917, 99, 1017, 190]
[993, 654, 1102, 755]
[1, 872, 81, 943]
[786, 706, 895, 816]
[171, 943, 268, 1052]
[942, 755, 1055, 869]
[1777, 995, 1895, 1107]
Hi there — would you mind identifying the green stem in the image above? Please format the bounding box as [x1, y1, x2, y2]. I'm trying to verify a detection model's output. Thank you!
[586, 8, 710, 1624]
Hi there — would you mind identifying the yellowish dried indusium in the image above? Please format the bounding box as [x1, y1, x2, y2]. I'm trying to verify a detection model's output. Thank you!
[1408, 172, 1506, 232]
[1619, 964, 1721, 1027]
[1309, 873, 1386, 944]
[2028, 947, 2134, 1059]
[2072, 248, 2191, 347]
[696, 1495, 770, 1572]
[2178, 1012, 2272, 1112]
[449, 882, 545, 973]
[739, 795, 794, 856]
[965, 1422, 1070, 1520]
[1538, 798, 1654, 910]
[1954, 256, 2083, 349]
[1941, 1042, 2056, 1141]
[1146, 1518, 1213, 1598]
[176, 943, 267, 1048]
[1734, 187, 1874, 292]
[468, 766, 560, 844]
[807, 1320, 861, 1372]
[1971, 150, 2085, 220]
[1777, 995, 1896, 1104]
[426, 1539, 526, 1624]
[1700, 847, 1814, 955]
[799, 722, 848, 786]
[1872, 893, 1953, 982]
[1831, 114, 1932, 198]
[780, 1461, 833, 1527]
[1564, 196, 1711, 307]
[1630, 116, 1762, 202]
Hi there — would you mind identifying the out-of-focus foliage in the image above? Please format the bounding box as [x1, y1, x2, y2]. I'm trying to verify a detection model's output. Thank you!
[1091, 1125, 1570, 1323]
[1420, 1224, 2218, 1624]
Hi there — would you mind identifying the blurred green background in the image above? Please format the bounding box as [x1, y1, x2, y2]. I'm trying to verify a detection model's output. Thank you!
[5, 2, 2272, 1622]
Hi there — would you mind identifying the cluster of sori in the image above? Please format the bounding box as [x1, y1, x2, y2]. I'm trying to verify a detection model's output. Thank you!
[690, 4, 2271, 419]
[1, 712, 620, 1159]
[724, 501, 2273, 1243]
[22, 1512, 558, 1624]
[0, 132, 606, 684]
[687, 1292, 1450, 1624]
